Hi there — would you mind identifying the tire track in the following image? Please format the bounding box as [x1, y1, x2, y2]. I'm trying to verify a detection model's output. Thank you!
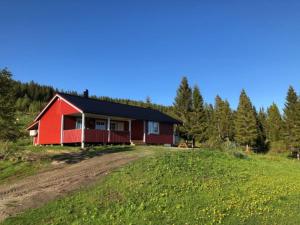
[0, 150, 152, 222]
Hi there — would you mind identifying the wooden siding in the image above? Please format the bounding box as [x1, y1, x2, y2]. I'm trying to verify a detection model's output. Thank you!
[63, 129, 81, 143]
[146, 134, 173, 145]
[146, 123, 174, 145]
[64, 116, 76, 130]
[110, 131, 130, 143]
[85, 130, 108, 143]
[39, 98, 79, 144]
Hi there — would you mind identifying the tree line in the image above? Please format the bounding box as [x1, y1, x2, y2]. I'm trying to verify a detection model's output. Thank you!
[1, 68, 300, 153]
[173, 77, 300, 152]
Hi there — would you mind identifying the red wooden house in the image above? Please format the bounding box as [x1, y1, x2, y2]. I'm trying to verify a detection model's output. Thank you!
[27, 91, 180, 148]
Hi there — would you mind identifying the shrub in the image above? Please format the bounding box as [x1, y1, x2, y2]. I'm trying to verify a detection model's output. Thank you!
[269, 141, 288, 153]
[0, 141, 14, 160]
[0, 141, 25, 161]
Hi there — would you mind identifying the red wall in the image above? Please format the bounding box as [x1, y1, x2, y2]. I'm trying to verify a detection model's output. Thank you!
[85, 130, 108, 143]
[110, 131, 130, 143]
[64, 116, 76, 130]
[63, 129, 82, 143]
[146, 123, 174, 145]
[38, 98, 79, 144]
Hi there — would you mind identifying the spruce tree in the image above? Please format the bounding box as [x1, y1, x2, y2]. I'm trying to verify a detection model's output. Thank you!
[214, 96, 234, 141]
[234, 90, 259, 151]
[205, 103, 216, 143]
[266, 103, 284, 142]
[190, 85, 207, 145]
[256, 107, 267, 151]
[174, 77, 192, 140]
[0, 69, 18, 140]
[283, 86, 300, 150]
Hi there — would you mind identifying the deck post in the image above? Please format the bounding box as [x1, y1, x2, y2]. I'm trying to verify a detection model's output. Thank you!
[143, 120, 146, 143]
[129, 119, 132, 143]
[60, 114, 64, 146]
[81, 113, 85, 149]
[107, 117, 111, 143]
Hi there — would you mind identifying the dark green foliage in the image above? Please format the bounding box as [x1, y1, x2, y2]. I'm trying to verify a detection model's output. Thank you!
[14, 80, 55, 113]
[0, 69, 19, 140]
[266, 103, 284, 142]
[255, 107, 267, 151]
[283, 86, 300, 150]
[204, 103, 217, 143]
[190, 85, 207, 143]
[234, 90, 259, 148]
[214, 96, 234, 141]
[173, 77, 193, 139]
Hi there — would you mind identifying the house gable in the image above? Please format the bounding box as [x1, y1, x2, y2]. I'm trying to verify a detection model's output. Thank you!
[38, 97, 81, 144]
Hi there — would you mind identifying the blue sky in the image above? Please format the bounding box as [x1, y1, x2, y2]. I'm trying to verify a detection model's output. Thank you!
[1, 0, 300, 110]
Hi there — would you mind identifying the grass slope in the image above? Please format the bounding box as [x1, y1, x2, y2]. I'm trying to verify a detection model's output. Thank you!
[3, 149, 300, 225]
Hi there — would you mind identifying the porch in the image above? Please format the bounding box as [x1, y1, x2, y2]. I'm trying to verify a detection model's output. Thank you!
[61, 113, 133, 147]
[63, 129, 130, 144]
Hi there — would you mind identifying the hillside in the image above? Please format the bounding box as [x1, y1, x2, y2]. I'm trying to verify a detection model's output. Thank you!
[2, 148, 300, 225]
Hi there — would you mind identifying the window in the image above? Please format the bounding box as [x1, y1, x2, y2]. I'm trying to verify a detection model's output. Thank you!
[148, 121, 159, 134]
[95, 120, 106, 130]
[75, 118, 82, 129]
[110, 122, 124, 131]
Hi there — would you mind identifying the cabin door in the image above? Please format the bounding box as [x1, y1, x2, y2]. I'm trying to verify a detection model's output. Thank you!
[131, 120, 144, 140]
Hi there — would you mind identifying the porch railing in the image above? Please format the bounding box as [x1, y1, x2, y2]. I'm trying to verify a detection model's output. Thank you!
[110, 131, 130, 143]
[63, 129, 130, 144]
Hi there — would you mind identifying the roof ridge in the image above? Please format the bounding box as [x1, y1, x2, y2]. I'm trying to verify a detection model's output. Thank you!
[57, 92, 166, 114]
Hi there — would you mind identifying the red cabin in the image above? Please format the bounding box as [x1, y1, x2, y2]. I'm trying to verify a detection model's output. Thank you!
[27, 92, 180, 148]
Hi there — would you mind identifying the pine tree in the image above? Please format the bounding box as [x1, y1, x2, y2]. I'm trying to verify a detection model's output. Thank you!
[190, 85, 207, 145]
[174, 77, 192, 140]
[214, 96, 234, 141]
[266, 103, 284, 142]
[0, 69, 18, 140]
[256, 107, 267, 151]
[283, 86, 300, 149]
[234, 90, 259, 151]
[205, 103, 216, 143]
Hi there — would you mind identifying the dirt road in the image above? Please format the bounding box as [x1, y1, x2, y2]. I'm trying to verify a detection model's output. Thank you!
[0, 149, 152, 222]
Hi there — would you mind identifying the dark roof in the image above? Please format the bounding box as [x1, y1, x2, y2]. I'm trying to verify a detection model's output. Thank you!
[58, 93, 180, 124]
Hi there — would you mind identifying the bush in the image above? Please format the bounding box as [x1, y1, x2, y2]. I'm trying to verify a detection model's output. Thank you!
[269, 141, 288, 153]
[0, 141, 14, 160]
[0, 141, 25, 161]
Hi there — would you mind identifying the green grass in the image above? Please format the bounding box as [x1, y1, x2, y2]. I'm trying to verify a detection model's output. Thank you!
[3, 148, 300, 225]
[0, 160, 49, 184]
[0, 145, 131, 184]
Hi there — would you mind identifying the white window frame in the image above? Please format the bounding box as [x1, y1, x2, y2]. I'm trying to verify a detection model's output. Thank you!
[110, 121, 125, 131]
[75, 118, 82, 129]
[148, 121, 159, 135]
[95, 120, 106, 130]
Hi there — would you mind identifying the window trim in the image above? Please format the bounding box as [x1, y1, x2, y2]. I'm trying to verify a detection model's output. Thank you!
[75, 118, 82, 129]
[95, 120, 107, 130]
[148, 121, 159, 135]
[110, 121, 125, 131]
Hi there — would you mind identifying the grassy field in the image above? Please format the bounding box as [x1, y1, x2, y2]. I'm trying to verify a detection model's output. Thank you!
[0, 144, 133, 184]
[2, 147, 300, 225]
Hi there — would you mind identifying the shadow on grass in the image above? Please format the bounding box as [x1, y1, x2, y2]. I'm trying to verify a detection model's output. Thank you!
[51, 146, 134, 164]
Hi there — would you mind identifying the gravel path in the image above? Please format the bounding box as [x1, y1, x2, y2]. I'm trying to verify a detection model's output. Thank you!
[0, 149, 152, 222]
